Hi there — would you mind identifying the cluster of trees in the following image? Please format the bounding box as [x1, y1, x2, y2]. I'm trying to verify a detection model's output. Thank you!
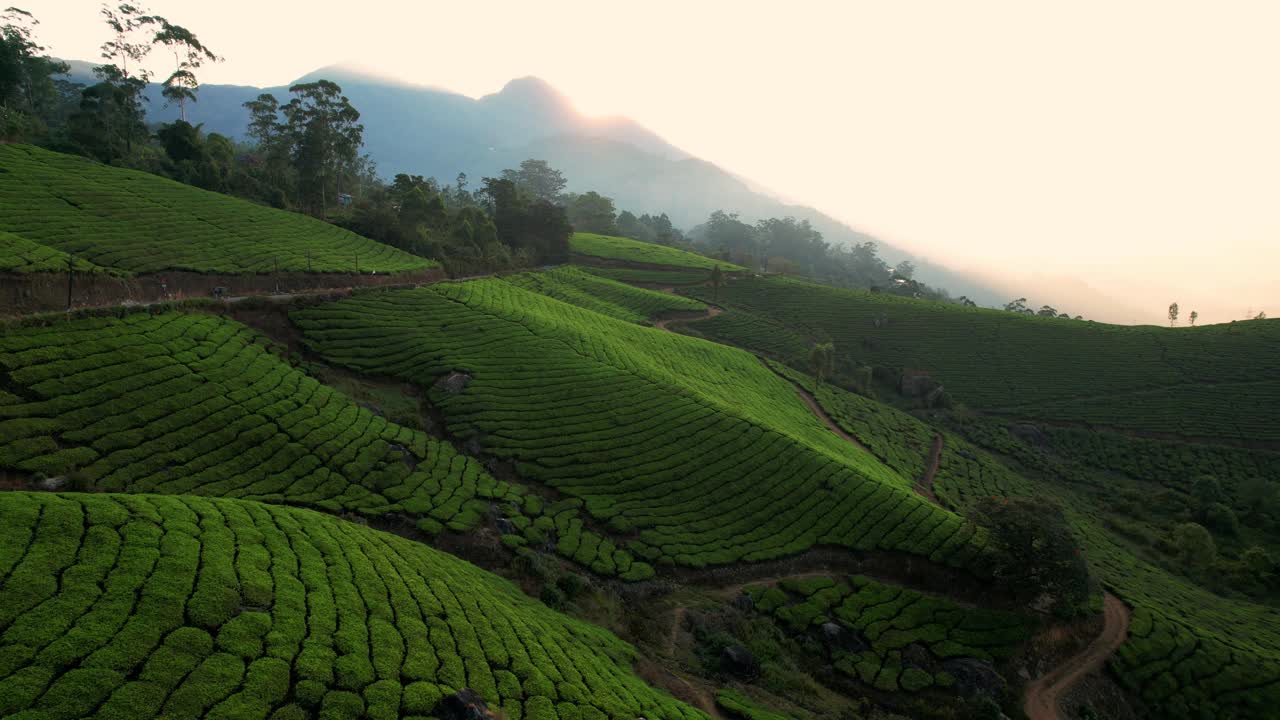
[0, 3, 223, 165]
[1002, 297, 1084, 321]
[687, 211, 956, 302]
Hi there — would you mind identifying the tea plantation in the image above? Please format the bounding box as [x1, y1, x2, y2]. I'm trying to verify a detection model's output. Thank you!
[579, 266, 713, 287]
[0, 310, 659, 579]
[930, 425, 1280, 719]
[570, 233, 743, 271]
[0, 491, 703, 720]
[293, 278, 987, 571]
[682, 276, 1280, 442]
[761, 364, 1280, 719]
[745, 575, 1032, 694]
[502, 267, 705, 324]
[0, 145, 435, 275]
[0, 231, 115, 275]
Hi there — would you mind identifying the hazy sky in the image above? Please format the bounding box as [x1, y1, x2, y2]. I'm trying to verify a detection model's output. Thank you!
[29, 1, 1280, 324]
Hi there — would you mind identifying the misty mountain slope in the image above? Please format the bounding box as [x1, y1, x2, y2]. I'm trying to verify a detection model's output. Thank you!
[59, 62, 1000, 303]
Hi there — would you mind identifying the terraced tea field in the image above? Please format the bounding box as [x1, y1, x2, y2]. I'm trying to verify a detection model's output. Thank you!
[294, 277, 986, 571]
[0, 231, 115, 275]
[0, 310, 663, 579]
[503, 267, 705, 324]
[0, 492, 703, 720]
[682, 276, 1280, 442]
[930, 429, 1280, 719]
[0, 145, 434, 275]
[579, 266, 713, 287]
[745, 575, 1032, 694]
[570, 233, 743, 271]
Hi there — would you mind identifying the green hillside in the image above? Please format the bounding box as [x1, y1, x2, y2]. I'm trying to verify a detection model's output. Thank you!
[0, 145, 435, 275]
[0, 231, 116, 275]
[570, 233, 743, 271]
[502, 266, 705, 323]
[293, 277, 983, 570]
[763, 367, 1280, 718]
[0, 491, 702, 720]
[0, 309, 661, 579]
[683, 275, 1280, 442]
[745, 575, 1032, 693]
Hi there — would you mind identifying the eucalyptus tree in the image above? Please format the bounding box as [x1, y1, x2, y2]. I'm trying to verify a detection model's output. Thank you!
[152, 19, 218, 121]
[281, 80, 364, 216]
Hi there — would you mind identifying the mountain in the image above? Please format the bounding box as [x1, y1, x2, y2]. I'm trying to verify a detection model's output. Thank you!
[58, 62, 1003, 304]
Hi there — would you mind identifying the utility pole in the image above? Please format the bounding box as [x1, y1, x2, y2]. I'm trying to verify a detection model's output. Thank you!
[274, 257, 280, 294]
[66, 253, 74, 311]
[306, 250, 312, 272]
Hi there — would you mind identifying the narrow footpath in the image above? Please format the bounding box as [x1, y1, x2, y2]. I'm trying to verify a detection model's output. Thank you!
[1023, 593, 1131, 720]
[917, 434, 943, 502]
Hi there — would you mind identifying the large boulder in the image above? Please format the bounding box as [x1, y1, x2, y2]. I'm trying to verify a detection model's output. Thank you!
[941, 658, 1005, 696]
[438, 688, 497, 720]
[818, 622, 868, 653]
[1008, 422, 1050, 449]
[720, 644, 759, 678]
[434, 371, 472, 395]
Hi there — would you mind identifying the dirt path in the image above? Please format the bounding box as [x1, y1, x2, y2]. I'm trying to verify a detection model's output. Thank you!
[654, 305, 722, 331]
[782, 374, 873, 454]
[916, 434, 943, 503]
[1023, 593, 1131, 720]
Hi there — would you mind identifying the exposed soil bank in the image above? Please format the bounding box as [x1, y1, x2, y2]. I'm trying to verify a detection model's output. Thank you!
[0, 267, 444, 314]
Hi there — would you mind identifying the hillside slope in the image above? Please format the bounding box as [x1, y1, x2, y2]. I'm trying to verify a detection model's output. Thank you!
[683, 275, 1280, 442]
[0, 491, 703, 720]
[763, 364, 1280, 719]
[0, 145, 433, 275]
[294, 276, 984, 570]
[569, 233, 743, 272]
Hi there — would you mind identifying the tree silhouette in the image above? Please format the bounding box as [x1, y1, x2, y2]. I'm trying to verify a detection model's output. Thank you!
[808, 342, 835, 385]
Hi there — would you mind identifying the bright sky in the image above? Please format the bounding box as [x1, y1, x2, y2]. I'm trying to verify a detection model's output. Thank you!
[29, 0, 1280, 324]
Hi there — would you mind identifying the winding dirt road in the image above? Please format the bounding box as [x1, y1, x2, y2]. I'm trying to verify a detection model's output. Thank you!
[1023, 593, 1131, 720]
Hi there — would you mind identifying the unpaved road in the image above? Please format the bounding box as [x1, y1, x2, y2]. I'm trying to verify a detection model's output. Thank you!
[1023, 593, 1131, 720]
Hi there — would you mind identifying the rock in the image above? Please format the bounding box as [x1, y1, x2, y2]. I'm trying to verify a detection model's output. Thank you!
[437, 688, 497, 720]
[1007, 422, 1050, 449]
[941, 658, 1005, 696]
[36, 475, 67, 491]
[901, 643, 933, 671]
[720, 644, 759, 678]
[900, 373, 940, 398]
[733, 593, 754, 611]
[434, 371, 473, 395]
[821, 622, 843, 641]
[818, 623, 868, 652]
[495, 518, 515, 535]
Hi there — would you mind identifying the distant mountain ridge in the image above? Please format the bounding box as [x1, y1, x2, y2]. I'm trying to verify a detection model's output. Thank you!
[58, 61, 1003, 304]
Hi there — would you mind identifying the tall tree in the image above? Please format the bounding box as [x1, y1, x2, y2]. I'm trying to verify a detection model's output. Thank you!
[96, 2, 158, 152]
[1189, 310, 1198, 326]
[281, 80, 363, 216]
[565, 191, 617, 235]
[500, 159, 566, 202]
[703, 210, 756, 266]
[0, 7, 68, 122]
[1168, 301, 1180, 327]
[976, 497, 1091, 615]
[808, 342, 835, 385]
[152, 19, 218, 122]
